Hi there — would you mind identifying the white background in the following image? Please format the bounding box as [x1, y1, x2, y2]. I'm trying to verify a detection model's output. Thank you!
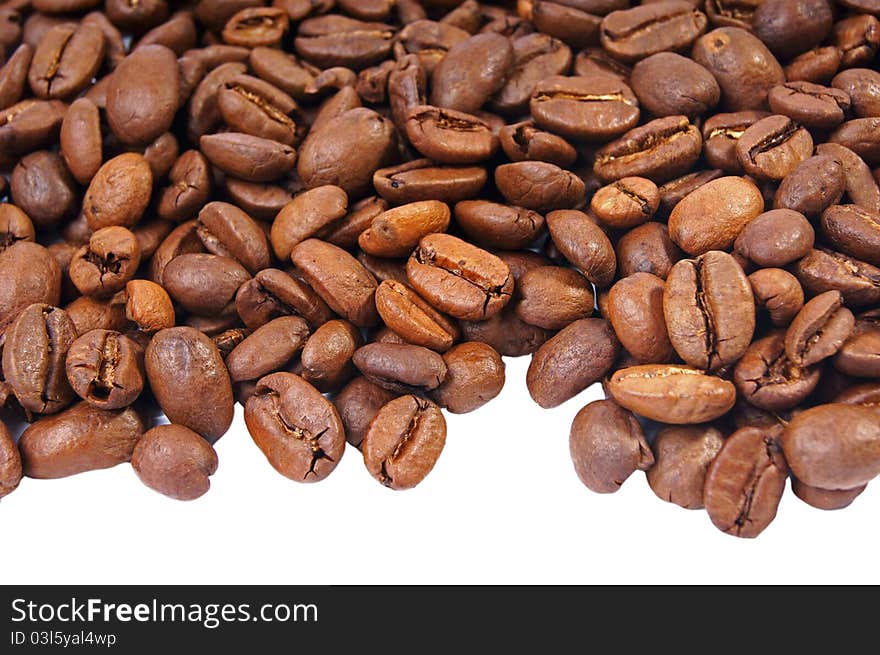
[2, 356, 878, 585]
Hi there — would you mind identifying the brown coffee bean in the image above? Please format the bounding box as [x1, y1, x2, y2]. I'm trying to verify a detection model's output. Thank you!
[795, 248, 880, 308]
[593, 115, 702, 184]
[820, 205, 880, 267]
[702, 110, 770, 174]
[69, 227, 142, 299]
[736, 115, 814, 181]
[234, 268, 333, 330]
[747, 268, 804, 328]
[600, 1, 708, 63]
[453, 200, 544, 251]
[647, 424, 724, 509]
[218, 73, 299, 146]
[125, 280, 174, 334]
[774, 154, 846, 219]
[359, 200, 450, 258]
[0, 420, 22, 498]
[141, 131, 180, 179]
[430, 341, 504, 414]
[495, 161, 585, 212]
[784, 46, 841, 85]
[752, 0, 832, 60]
[573, 47, 631, 81]
[785, 291, 855, 368]
[545, 209, 616, 288]
[782, 403, 880, 490]
[269, 185, 347, 261]
[10, 150, 76, 229]
[668, 176, 763, 255]
[406, 233, 513, 321]
[833, 14, 880, 69]
[664, 251, 754, 370]
[18, 402, 144, 479]
[374, 159, 487, 205]
[223, 7, 289, 48]
[704, 426, 788, 538]
[28, 22, 104, 100]
[200, 132, 297, 183]
[791, 478, 867, 511]
[430, 32, 513, 112]
[300, 319, 363, 392]
[630, 52, 719, 118]
[835, 313, 880, 378]
[353, 342, 447, 394]
[65, 329, 143, 410]
[498, 120, 577, 168]
[608, 272, 674, 364]
[833, 68, 880, 119]
[65, 295, 127, 337]
[157, 150, 212, 223]
[3, 303, 76, 415]
[395, 19, 468, 75]
[131, 424, 218, 501]
[492, 32, 571, 115]
[692, 27, 784, 111]
[404, 105, 497, 165]
[58, 98, 102, 186]
[460, 307, 550, 357]
[374, 280, 458, 352]
[530, 74, 639, 141]
[163, 253, 250, 318]
[516, 266, 593, 331]
[768, 82, 850, 131]
[84, 154, 154, 231]
[590, 177, 659, 230]
[187, 61, 248, 140]
[195, 201, 270, 275]
[734, 332, 820, 412]
[569, 399, 653, 494]
[0, 203, 34, 252]
[148, 220, 205, 286]
[615, 222, 682, 280]
[222, 178, 293, 222]
[527, 318, 619, 409]
[290, 239, 379, 327]
[608, 364, 736, 424]
[334, 376, 396, 449]
[735, 209, 814, 268]
[145, 327, 234, 442]
[225, 316, 310, 383]
[245, 372, 345, 482]
[0, 44, 32, 111]
[294, 15, 394, 70]
[0, 99, 66, 156]
[0, 242, 61, 332]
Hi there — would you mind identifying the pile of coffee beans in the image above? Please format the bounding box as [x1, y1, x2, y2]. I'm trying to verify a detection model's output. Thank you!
[1, 0, 879, 538]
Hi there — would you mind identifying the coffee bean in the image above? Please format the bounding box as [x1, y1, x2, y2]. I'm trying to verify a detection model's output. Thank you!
[835, 312, 880, 378]
[362, 394, 445, 489]
[569, 399, 653, 494]
[795, 248, 880, 308]
[704, 425, 788, 538]
[498, 120, 577, 168]
[833, 14, 880, 69]
[10, 150, 76, 229]
[647, 424, 724, 510]
[69, 227, 142, 299]
[608, 364, 737, 424]
[495, 161, 585, 212]
[664, 251, 754, 370]
[735, 209, 814, 267]
[234, 268, 333, 330]
[784, 46, 841, 85]
[615, 222, 682, 280]
[702, 110, 769, 174]
[353, 342, 446, 394]
[226, 316, 310, 383]
[0, 419, 22, 498]
[195, 201, 270, 275]
[736, 115, 814, 181]
[60, 97, 102, 186]
[18, 402, 145, 479]
[163, 253, 251, 317]
[768, 82, 851, 131]
[608, 272, 673, 364]
[395, 19, 469, 76]
[590, 177, 659, 230]
[785, 291, 855, 367]
[431, 341, 504, 414]
[600, 1, 708, 63]
[295, 15, 394, 70]
[454, 200, 544, 251]
[630, 52, 719, 118]
[65, 329, 144, 410]
[0, 44, 32, 111]
[222, 7, 289, 48]
[493, 33, 571, 115]
[131, 424, 218, 501]
[734, 332, 821, 411]
[218, 73, 299, 146]
[245, 372, 345, 482]
[157, 150, 213, 223]
[573, 46, 631, 81]
[791, 478, 866, 511]
[752, 0, 832, 61]
[124, 280, 174, 334]
[782, 403, 880, 490]
[430, 32, 513, 113]
[0, 99, 66, 155]
[28, 22, 104, 100]
[830, 118, 880, 168]
[774, 155, 846, 219]
[84, 153, 154, 231]
[374, 158, 487, 205]
[65, 295, 127, 337]
[528, 1, 602, 50]
[0, 241, 61, 332]
[527, 318, 620, 409]
[516, 266, 593, 331]
[374, 280, 458, 352]
[0, 203, 34, 251]
[832, 68, 880, 119]
[460, 307, 550, 357]
[145, 327, 234, 441]
[200, 132, 297, 183]
[359, 200, 450, 258]
[300, 319, 363, 392]
[546, 209, 616, 288]
[2, 303, 76, 415]
[334, 376, 396, 449]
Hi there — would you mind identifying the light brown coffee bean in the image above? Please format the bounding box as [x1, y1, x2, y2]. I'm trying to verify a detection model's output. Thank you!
[785, 290, 855, 367]
[300, 319, 363, 392]
[647, 424, 724, 509]
[83, 154, 154, 231]
[374, 280, 458, 352]
[225, 316, 310, 383]
[131, 424, 218, 501]
[359, 200, 450, 258]
[334, 376, 396, 449]
[516, 266, 593, 331]
[545, 209, 616, 288]
[65, 329, 144, 410]
[608, 272, 674, 364]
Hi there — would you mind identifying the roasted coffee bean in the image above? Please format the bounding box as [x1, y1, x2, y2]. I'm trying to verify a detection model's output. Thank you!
[0, 99, 66, 155]
[527, 318, 620, 409]
[647, 424, 724, 510]
[668, 176, 763, 255]
[782, 404, 880, 490]
[590, 177, 658, 230]
[245, 372, 345, 482]
[131, 424, 218, 501]
[145, 327, 234, 442]
[454, 201, 544, 251]
[28, 22, 104, 100]
[593, 116, 702, 184]
[530, 74, 639, 142]
[734, 332, 821, 412]
[18, 402, 144, 479]
[200, 132, 297, 183]
[270, 185, 348, 261]
[405, 105, 498, 165]
[664, 251, 754, 370]
[704, 426, 788, 538]
[495, 161, 585, 212]
[748, 268, 805, 328]
[607, 272, 673, 364]
[599, 1, 707, 63]
[768, 82, 850, 131]
[735, 209, 814, 267]
[142, 132, 180, 180]
[0, 420, 22, 498]
[833, 14, 880, 69]
[374, 159, 487, 205]
[573, 46, 631, 80]
[10, 150, 76, 229]
[545, 209, 615, 288]
[833, 68, 880, 119]
[83, 154, 154, 231]
[148, 221, 204, 286]
[2, 303, 76, 415]
[248, 47, 316, 100]
[218, 74, 299, 146]
[795, 248, 880, 308]
[569, 399, 653, 494]
[0, 242, 61, 332]
[163, 253, 250, 317]
[498, 120, 577, 168]
[817, 143, 880, 215]
[430, 32, 513, 113]
[60, 98, 102, 186]
[223, 7, 289, 48]
[516, 266, 593, 331]
[615, 222, 682, 280]
[362, 394, 445, 490]
[294, 15, 394, 70]
[0, 203, 34, 252]
[225, 316, 310, 383]
[69, 227, 142, 299]
[524, 1, 600, 50]
[702, 111, 769, 174]
[460, 307, 551, 357]
[395, 19, 468, 75]
[752, 0, 832, 61]
[0, 44, 32, 111]
[830, 118, 880, 168]
[608, 364, 736, 424]
[300, 319, 362, 392]
[785, 291, 855, 368]
[65, 295, 127, 337]
[736, 115, 814, 181]
[820, 205, 880, 267]
[353, 342, 447, 394]
[791, 478, 867, 511]
[195, 201, 270, 275]
[359, 200, 450, 258]
[774, 155, 846, 219]
[125, 280, 174, 334]
[431, 342, 504, 414]
[334, 376, 396, 450]
[835, 313, 880, 378]
[290, 239, 379, 327]
[223, 178, 294, 222]
[492, 33, 571, 115]
[630, 52, 719, 118]
[157, 150, 212, 223]
[785, 46, 842, 85]
[65, 329, 143, 410]
[235, 268, 333, 330]
[374, 280, 458, 352]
